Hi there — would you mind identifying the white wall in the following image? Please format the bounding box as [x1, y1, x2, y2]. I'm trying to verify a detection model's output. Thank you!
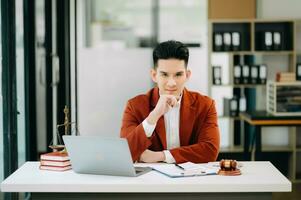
[76, 0, 207, 139]
[257, 0, 301, 19]
[186, 48, 208, 95]
[77, 47, 208, 137]
[78, 48, 153, 137]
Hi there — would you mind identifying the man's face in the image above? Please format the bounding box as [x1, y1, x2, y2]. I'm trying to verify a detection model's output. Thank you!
[151, 59, 191, 98]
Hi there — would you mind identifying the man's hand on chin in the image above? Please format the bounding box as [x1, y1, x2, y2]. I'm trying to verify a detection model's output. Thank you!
[139, 149, 165, 163]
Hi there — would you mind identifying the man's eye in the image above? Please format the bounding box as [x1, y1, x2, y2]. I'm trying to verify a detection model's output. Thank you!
[176, 74, 183, 77]
[161, 74, 168, 77]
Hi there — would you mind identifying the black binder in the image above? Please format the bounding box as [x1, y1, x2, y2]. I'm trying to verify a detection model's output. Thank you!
[239, 95, 247, 112]
[250, 65, 259, 84]
[223, 32, 232, 51]
[259, 64, 267, 84]
[264, 31, 273, 51]
[223, 98, 231, 117]
[213, 32, 223, 51]
[212, 66, 222, 85]
[297, 63, 301, 81]
[242, 65, 250, 84]
[232, 32, 241, 51]
[233, 120, 241, 146]
[233, 65, 242, 84]
[230, 97, 238, 117]
[273, 31, 282, 51]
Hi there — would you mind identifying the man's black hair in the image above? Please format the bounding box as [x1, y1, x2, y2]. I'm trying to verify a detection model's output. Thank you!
[153, 40, 189, 68]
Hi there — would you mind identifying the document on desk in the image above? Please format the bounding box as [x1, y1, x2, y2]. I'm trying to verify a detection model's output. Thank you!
[152, 162, 218, 178]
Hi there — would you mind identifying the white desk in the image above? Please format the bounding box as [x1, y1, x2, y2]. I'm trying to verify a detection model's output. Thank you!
[1, 161, 291, 200]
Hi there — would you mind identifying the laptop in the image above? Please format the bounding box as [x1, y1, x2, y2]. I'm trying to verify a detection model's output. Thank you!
[62, 136, 152, 177]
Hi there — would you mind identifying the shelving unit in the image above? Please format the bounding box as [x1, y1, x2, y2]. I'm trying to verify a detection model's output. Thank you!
[213, 84, 265, 88]
[209, 18, 301, 181]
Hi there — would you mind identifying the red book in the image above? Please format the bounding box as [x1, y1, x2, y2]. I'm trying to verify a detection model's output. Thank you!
[40, 160, 71, 167]
[40, 152, 69, 161]
[39, 165, 72, 171]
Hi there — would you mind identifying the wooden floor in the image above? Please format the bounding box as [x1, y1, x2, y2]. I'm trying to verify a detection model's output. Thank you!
[273, 183, 301, 200]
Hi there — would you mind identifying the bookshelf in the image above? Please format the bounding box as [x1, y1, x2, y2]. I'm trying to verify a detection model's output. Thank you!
[209, 19, 301, 181]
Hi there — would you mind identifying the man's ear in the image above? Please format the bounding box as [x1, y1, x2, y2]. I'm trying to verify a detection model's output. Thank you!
[150, 68, 157, 83]
[186, 69, 191, 80]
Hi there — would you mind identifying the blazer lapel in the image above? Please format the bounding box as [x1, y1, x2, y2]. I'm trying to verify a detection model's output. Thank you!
[179, 88, 196, 146]
[150, 88, 167, 149]
[155, 117, 167, 149]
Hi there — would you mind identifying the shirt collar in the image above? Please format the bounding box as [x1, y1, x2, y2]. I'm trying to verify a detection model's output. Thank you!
[175, 93, 183, 108]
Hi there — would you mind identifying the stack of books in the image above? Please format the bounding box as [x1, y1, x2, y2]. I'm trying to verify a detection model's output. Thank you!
[276, 72, 296, 82]
[39, 151, 71, 171]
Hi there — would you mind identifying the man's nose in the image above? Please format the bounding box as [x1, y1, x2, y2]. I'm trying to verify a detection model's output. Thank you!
[167, 78, 176, 86]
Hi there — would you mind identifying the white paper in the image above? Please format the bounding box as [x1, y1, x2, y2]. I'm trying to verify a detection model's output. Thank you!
[152, 163, 218, 177]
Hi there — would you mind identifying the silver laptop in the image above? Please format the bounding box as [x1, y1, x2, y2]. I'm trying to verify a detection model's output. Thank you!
[63, 136, 152, 177]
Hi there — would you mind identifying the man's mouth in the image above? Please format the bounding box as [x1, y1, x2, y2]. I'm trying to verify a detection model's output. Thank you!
[166, 89, 177, 92]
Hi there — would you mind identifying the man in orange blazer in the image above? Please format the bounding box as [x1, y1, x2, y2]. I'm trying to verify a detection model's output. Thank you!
[120, 40, 220, 164]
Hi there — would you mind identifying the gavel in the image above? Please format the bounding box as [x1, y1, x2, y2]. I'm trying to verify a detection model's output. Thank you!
[220, 159, 237, 171]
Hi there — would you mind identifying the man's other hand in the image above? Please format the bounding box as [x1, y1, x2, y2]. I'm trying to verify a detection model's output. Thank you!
[139, 149, 165, 163]
[146, 95, 178, 125]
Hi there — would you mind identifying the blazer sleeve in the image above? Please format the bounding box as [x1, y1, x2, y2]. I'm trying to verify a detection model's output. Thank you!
[120, 101, 152, 162]
[169, 100, 220, 163]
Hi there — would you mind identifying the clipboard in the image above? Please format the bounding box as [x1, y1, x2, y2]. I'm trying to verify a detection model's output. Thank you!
[152, 164, 218, 178]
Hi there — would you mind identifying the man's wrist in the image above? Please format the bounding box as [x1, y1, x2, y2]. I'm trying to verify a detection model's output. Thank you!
[147, 110, 160, 125]
[163, 150, 176, 163]
[157, 151, 165, 162]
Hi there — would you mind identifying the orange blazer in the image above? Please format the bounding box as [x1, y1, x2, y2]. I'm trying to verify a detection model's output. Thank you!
[120, 87, 220, 163]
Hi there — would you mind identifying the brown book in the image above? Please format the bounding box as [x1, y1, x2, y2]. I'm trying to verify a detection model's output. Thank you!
[278, 72, 295, 77]
[40, 152, 69, 161]
[39, 165, 72, 171]
[277, 78, 296, 82]
[40, 160, 71, 167]
[276, 72, 296, 82]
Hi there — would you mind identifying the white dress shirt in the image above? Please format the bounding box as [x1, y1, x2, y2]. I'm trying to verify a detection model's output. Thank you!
[142, 97, 182, 163]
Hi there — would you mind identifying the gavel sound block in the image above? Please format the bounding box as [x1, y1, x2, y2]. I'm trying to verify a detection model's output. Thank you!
[218, 159, 241, 176]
